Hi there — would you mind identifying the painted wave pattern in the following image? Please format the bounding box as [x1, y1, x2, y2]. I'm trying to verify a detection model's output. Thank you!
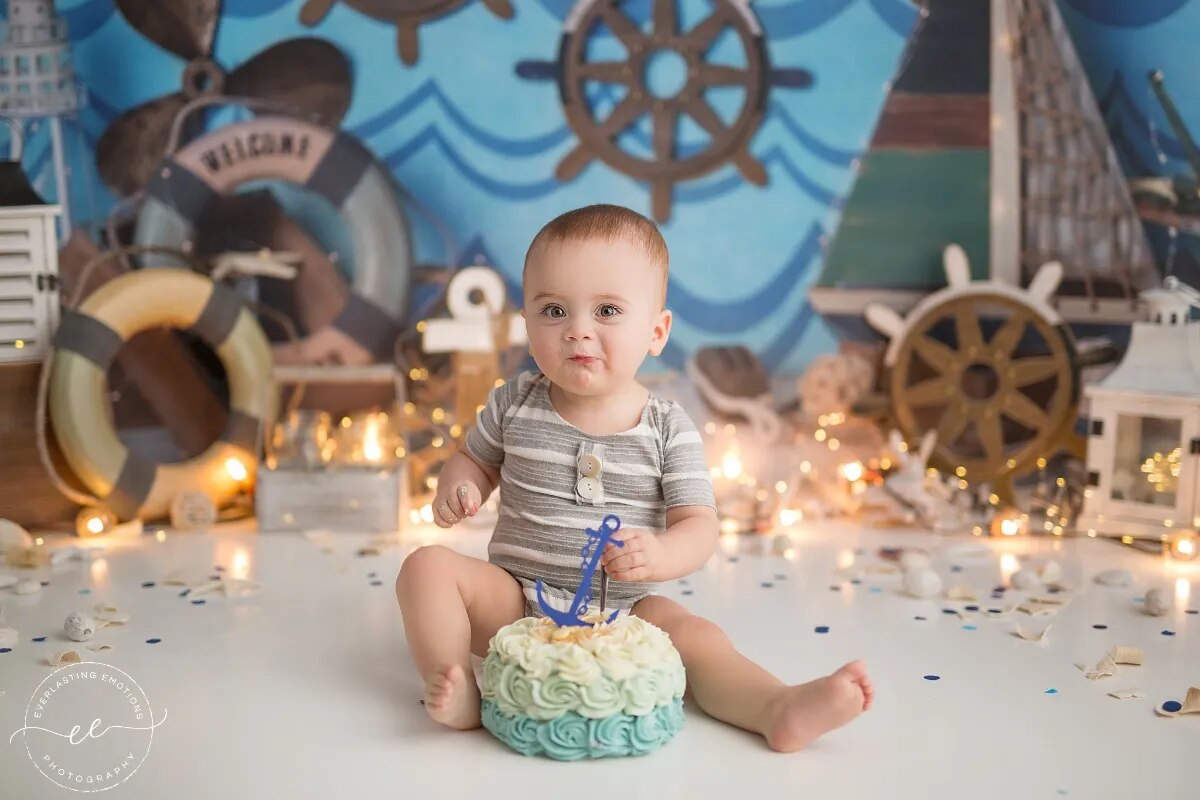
[19, 0, 922, 371]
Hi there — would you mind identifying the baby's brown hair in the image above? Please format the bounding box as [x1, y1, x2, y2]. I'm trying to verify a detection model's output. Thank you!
[524, 204, 669, 306]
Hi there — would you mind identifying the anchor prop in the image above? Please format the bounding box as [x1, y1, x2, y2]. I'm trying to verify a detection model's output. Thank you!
[536, 513, 625, 627]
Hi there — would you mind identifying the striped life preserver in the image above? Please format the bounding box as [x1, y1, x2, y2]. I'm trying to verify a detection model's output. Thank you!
[48, 270, 272, 521]
[134, 117, 411, 363]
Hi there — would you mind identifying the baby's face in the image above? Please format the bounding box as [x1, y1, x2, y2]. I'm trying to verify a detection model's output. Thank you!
[523, 236, 671, 397]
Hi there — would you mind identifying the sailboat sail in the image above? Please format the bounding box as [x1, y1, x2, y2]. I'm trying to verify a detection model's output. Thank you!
[1006, 0, 1156, 299]
[810, 0, 1156, 325]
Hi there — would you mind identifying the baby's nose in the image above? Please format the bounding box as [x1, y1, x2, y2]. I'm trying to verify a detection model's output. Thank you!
[566, 322, 595, 340]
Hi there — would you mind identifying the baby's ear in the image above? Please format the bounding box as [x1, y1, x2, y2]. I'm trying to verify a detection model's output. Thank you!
[648, 309, 673, 356]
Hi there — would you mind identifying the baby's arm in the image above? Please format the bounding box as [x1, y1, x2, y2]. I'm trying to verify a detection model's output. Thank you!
[602, 505, 718, 583]
[656, 504, 719, 579]
[430, 449, 500, 528]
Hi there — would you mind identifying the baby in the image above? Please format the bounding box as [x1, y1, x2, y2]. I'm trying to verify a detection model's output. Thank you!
[396, 204, 873, 752]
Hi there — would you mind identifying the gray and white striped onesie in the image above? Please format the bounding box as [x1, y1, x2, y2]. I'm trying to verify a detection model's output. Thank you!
[464, 371, 716, 617]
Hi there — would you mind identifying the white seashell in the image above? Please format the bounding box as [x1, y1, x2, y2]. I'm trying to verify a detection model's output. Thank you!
[1039, 560, 1063, 584]
[0, 572, 18, 590]
[64, 612, 96, 642]
[0, 519, 33, 552]
[902, 567, 943, 598]
[899, 550, 932, 572]
[0, 626, 17, 647]
[13, 578, 41, 595]
[1011, 570, 1042, 590]
[1143, 588, 1172, 617]
[1095, 569, 1132, 587]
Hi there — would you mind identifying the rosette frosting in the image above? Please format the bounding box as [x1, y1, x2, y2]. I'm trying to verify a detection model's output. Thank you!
[481, 615, 686, 759]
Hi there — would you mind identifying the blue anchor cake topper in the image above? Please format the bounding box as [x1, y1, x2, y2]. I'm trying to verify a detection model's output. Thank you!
[536, 514, 625, 627]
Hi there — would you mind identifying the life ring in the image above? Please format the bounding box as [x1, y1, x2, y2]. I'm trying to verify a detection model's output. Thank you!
[49, 269, 272, 521]
[134, 117, 412, 365]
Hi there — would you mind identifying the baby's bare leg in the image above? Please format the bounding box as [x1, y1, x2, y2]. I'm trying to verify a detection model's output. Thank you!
[633, 596, 873, 752]
[395, 545, 524, 729]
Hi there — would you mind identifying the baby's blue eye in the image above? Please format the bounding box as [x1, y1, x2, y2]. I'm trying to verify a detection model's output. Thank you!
[542, 304, 566, 319]
[597, 304, 621, 318]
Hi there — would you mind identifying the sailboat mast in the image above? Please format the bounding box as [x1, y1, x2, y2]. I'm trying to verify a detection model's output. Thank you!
[990, 0, 1021, 286]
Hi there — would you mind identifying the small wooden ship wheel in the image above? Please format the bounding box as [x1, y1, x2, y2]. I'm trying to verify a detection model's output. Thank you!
[517, 0, 811, 222]
[300, 0, 514, 65]
[867, 246, 1081, 499]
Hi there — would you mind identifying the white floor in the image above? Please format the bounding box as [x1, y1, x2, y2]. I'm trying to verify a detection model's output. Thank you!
[1, 518, 1196, 799]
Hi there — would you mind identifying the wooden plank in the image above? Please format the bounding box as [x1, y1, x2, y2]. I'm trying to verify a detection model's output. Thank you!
[871, 93, 990, 149]
[0, 362, 82, 527]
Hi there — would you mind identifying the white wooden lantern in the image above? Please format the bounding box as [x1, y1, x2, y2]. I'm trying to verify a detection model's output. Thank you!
[0, 154, 60, 363]
[1079, 284, 1200, 541]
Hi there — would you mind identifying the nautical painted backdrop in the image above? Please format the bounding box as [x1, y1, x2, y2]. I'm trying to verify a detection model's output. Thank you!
[6, 0, 1197, 373]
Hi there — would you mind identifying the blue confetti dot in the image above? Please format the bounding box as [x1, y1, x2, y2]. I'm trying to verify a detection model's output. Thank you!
[1093, 624, 1108, 629]
[681, 589, 694, 596]
[775, 574, 786, 580]
[141, 581, 156, 588]
[923, 674, 940, 681]
[1044, 688, 1058, 694]
[1048, 586, 1062, 594]
[965, 605, 979, 611]
[679, 579, 690, 586]
[145, 638, 161, 644]
[830, 585, 842, 592]
[761, 582, 774, 588]
[869, 586, 883, 593]
[993, 586, 1007, 594]
[951, 565, 963, 572]
[179, 589, 191, 597]
[850, 578, 863, 585]
[1134, 597, 1144, 603]
[0, 648, 10, 653]
[370, 580, 384, 587]
[77, 588, 90, 595]
[962, 625, 977, 631]
[208, 574, 221, 581]
[1163, 700, 1183, 712]
[1162, 630, 1176, 636]
[987, 608, 1003, 614]
[728, 557, 739, 563]
[1187, 609, 1198, 615]
[214, 565, 225, 572]
[942, 608, 958, 615]
[191, 599, 206, 605]
[914, 616, 927, 621]
[368, 572, 378, 579]
[32, 636, 46, 642]
[815, 626, 829, 634]
[40, 580, 49, 586]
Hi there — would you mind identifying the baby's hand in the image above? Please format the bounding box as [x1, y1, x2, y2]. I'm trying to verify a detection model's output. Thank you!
[601, 528, 666, 583]
[432, 480, 482, 528]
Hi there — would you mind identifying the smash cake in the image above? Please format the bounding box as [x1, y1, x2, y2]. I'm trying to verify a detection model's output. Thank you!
[480, 613, 686, 759]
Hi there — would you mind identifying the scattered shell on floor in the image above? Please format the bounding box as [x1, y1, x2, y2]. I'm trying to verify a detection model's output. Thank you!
[46, 650, 81, 666]
[1011, 570, 1042, 590]
[902, 567, 942, 599]
[13, 578, 41, 595]
[64, 612, 97, 642]
[1143, 588, 1172, 617]
[1094, 569, 1132, 587]
[0, 519, 33, 552]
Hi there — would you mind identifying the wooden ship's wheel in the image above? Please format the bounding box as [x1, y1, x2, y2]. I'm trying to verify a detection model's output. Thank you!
[300, 0, 514, 65]
[866, 246, 1081, 499]
[517, 0, 812, 222]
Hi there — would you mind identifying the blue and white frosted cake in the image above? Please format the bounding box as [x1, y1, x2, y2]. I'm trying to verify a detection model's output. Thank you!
[480, 614, 685, 760]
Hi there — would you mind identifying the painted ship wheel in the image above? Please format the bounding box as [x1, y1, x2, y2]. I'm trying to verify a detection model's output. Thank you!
[518, 0, 812, 222]
[300, 0, 514, 65]
[866, 246, 1081, 499]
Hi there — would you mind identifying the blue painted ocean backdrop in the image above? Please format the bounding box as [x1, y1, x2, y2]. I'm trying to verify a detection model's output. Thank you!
[5, 0, 1197, 373]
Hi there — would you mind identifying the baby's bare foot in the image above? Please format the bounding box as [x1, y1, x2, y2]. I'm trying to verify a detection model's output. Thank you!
[764, 660, 871, 752]
[424, 664, 481, 730]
